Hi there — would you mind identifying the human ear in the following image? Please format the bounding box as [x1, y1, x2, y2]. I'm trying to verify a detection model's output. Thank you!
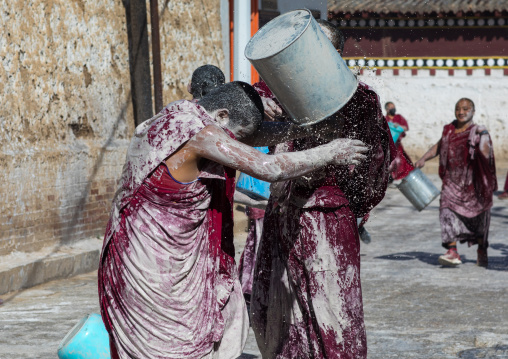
[216, 109, 229, 120]
[215, 109, 230, 126]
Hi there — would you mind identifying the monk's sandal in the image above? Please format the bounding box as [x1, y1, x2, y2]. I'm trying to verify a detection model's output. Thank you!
[438, 249, 462, 266]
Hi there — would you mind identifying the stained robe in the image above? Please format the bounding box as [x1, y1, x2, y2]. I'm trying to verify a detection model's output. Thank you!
[238, 207, 265, 301]
[98, 100, 248, 359]
[251, 83, 394, 359]
[438, 121, 497, 248]
[387, 114, 414, 180]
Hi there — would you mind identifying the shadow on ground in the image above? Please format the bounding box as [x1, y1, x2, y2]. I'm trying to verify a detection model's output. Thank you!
[458, 345, 508, 358]
[490, 205, 508, 224]
[238, 354, 258, 359]
[376, 250, 508, 271]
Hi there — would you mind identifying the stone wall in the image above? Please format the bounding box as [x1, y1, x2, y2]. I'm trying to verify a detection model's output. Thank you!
[357, 69, 508, 167]
[0, 0, 224, 256]
[157, 0, 226, 103]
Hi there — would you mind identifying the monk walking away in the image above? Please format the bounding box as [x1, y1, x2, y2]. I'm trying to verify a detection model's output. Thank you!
[415, 98, 497, 267]
[97, 81, 368, 358]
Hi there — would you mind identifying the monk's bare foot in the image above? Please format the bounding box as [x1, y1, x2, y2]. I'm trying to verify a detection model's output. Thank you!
[498, 191, 508, 200]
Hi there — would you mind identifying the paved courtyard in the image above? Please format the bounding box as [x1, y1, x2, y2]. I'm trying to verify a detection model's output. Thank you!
[1, 175, 507, 358]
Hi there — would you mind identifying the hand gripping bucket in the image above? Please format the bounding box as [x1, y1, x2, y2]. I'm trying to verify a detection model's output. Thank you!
[57, 313, 111, 359]
[236, 146, 271, 200]
[397, 168, 440, 211]
[245, 9, 357, 126]
[388, 122, 405, 143]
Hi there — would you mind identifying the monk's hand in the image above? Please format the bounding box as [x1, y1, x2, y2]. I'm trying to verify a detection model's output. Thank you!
[415, 158, 425, 168]
[476, 125, 487, 134]
[329, 139, 368, 165]
[262, 97, 283, 121]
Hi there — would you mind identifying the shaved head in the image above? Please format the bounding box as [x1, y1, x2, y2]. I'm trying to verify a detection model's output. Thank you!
[456, 98, 475, 111]
[317, 19, 345, 55]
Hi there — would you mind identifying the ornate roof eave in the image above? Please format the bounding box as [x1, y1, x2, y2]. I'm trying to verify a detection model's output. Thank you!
[327, 0, 508, 15]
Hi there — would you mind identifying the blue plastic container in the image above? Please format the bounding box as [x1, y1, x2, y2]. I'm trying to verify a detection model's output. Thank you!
[236, 147, 271, 200]
[388, 122, 405, 143]
[57, 313, 111, 359]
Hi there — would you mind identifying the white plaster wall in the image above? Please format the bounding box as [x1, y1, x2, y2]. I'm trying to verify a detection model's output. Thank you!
[357, 69, 508, 164]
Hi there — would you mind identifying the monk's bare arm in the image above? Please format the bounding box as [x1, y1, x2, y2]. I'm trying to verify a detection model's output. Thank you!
[187, 125, 367, 183]
[233, 191, 268, 209]
[242, 115, 344, 147]
[476, 125, 492, 159]
[415, 140, 441, 168]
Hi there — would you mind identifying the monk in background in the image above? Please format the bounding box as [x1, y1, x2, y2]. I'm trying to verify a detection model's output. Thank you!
[385, 101, 414, 181]
[415, 98, 496, 267]
[498, 172, 508, 199]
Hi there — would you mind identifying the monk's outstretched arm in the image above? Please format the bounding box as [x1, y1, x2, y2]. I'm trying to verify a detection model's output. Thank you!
[241, 115, 344, 147]
[415, 140, 441, 168]
[188, 125, 367, 183]
[233, 191, 268, 209]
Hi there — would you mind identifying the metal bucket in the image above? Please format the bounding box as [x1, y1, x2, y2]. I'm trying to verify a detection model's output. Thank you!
[245, 9, 357, 126]
[57, 313, 110, 359]
[397, 168, 440, 211]
[388, 122, 405, 143]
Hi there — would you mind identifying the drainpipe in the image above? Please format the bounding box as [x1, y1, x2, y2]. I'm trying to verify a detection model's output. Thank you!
[233, 0, 251, 82]
[150, 0, 163, 113]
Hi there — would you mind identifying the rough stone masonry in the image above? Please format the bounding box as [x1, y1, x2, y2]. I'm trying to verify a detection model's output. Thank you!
[0, 0, 224, 259]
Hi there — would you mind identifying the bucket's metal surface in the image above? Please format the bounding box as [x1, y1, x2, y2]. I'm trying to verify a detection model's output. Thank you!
[397, 168, 440, 211]
[245, 9, 357, 126]
[57, 313, 110, 359]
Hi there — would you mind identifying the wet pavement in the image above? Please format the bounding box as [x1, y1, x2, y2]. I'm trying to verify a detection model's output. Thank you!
[1, 175, 507, 358]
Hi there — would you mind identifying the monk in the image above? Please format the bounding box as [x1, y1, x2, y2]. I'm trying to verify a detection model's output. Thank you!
[385, 101, 414, 181]
[98, 81, 368, 358]
[415, 98, 496, 267]
[250, 21, 395, 359]
[498, 172, 508, 199]
[187, 64, 225, 100]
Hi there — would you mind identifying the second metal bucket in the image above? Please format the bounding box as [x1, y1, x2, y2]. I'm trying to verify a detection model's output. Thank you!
[245, 9, 357, 126]
[397, 168, 440, 211]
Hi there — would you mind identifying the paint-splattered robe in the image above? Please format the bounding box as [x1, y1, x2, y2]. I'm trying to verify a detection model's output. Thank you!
[238, 207, 265, 302]
[251, 83, 394, 359]
[438, 121, 497, 248]
[98, 100, 248, 359]
[388, 114, 414, 180]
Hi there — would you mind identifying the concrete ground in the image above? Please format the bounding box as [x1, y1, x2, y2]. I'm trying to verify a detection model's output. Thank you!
[1, 174, 507, 359]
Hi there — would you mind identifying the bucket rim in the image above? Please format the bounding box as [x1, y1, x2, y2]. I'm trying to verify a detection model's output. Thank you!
[245, 8, 313, 61]
[57, 314, 91, 351]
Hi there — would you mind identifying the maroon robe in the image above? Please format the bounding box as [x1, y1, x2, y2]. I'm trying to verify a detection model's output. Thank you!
[387, 114, 414, 180]
[438, 121, 497, 248]
[238, 207, 265, 300]
[251, 82, 394, 359]
[98, 101, 248, 358]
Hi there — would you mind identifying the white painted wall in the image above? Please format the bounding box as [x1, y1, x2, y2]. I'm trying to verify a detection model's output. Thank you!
[233, 0, 251, 82]
[276, 0, 327, 19]
[357, 69, 508, 163]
